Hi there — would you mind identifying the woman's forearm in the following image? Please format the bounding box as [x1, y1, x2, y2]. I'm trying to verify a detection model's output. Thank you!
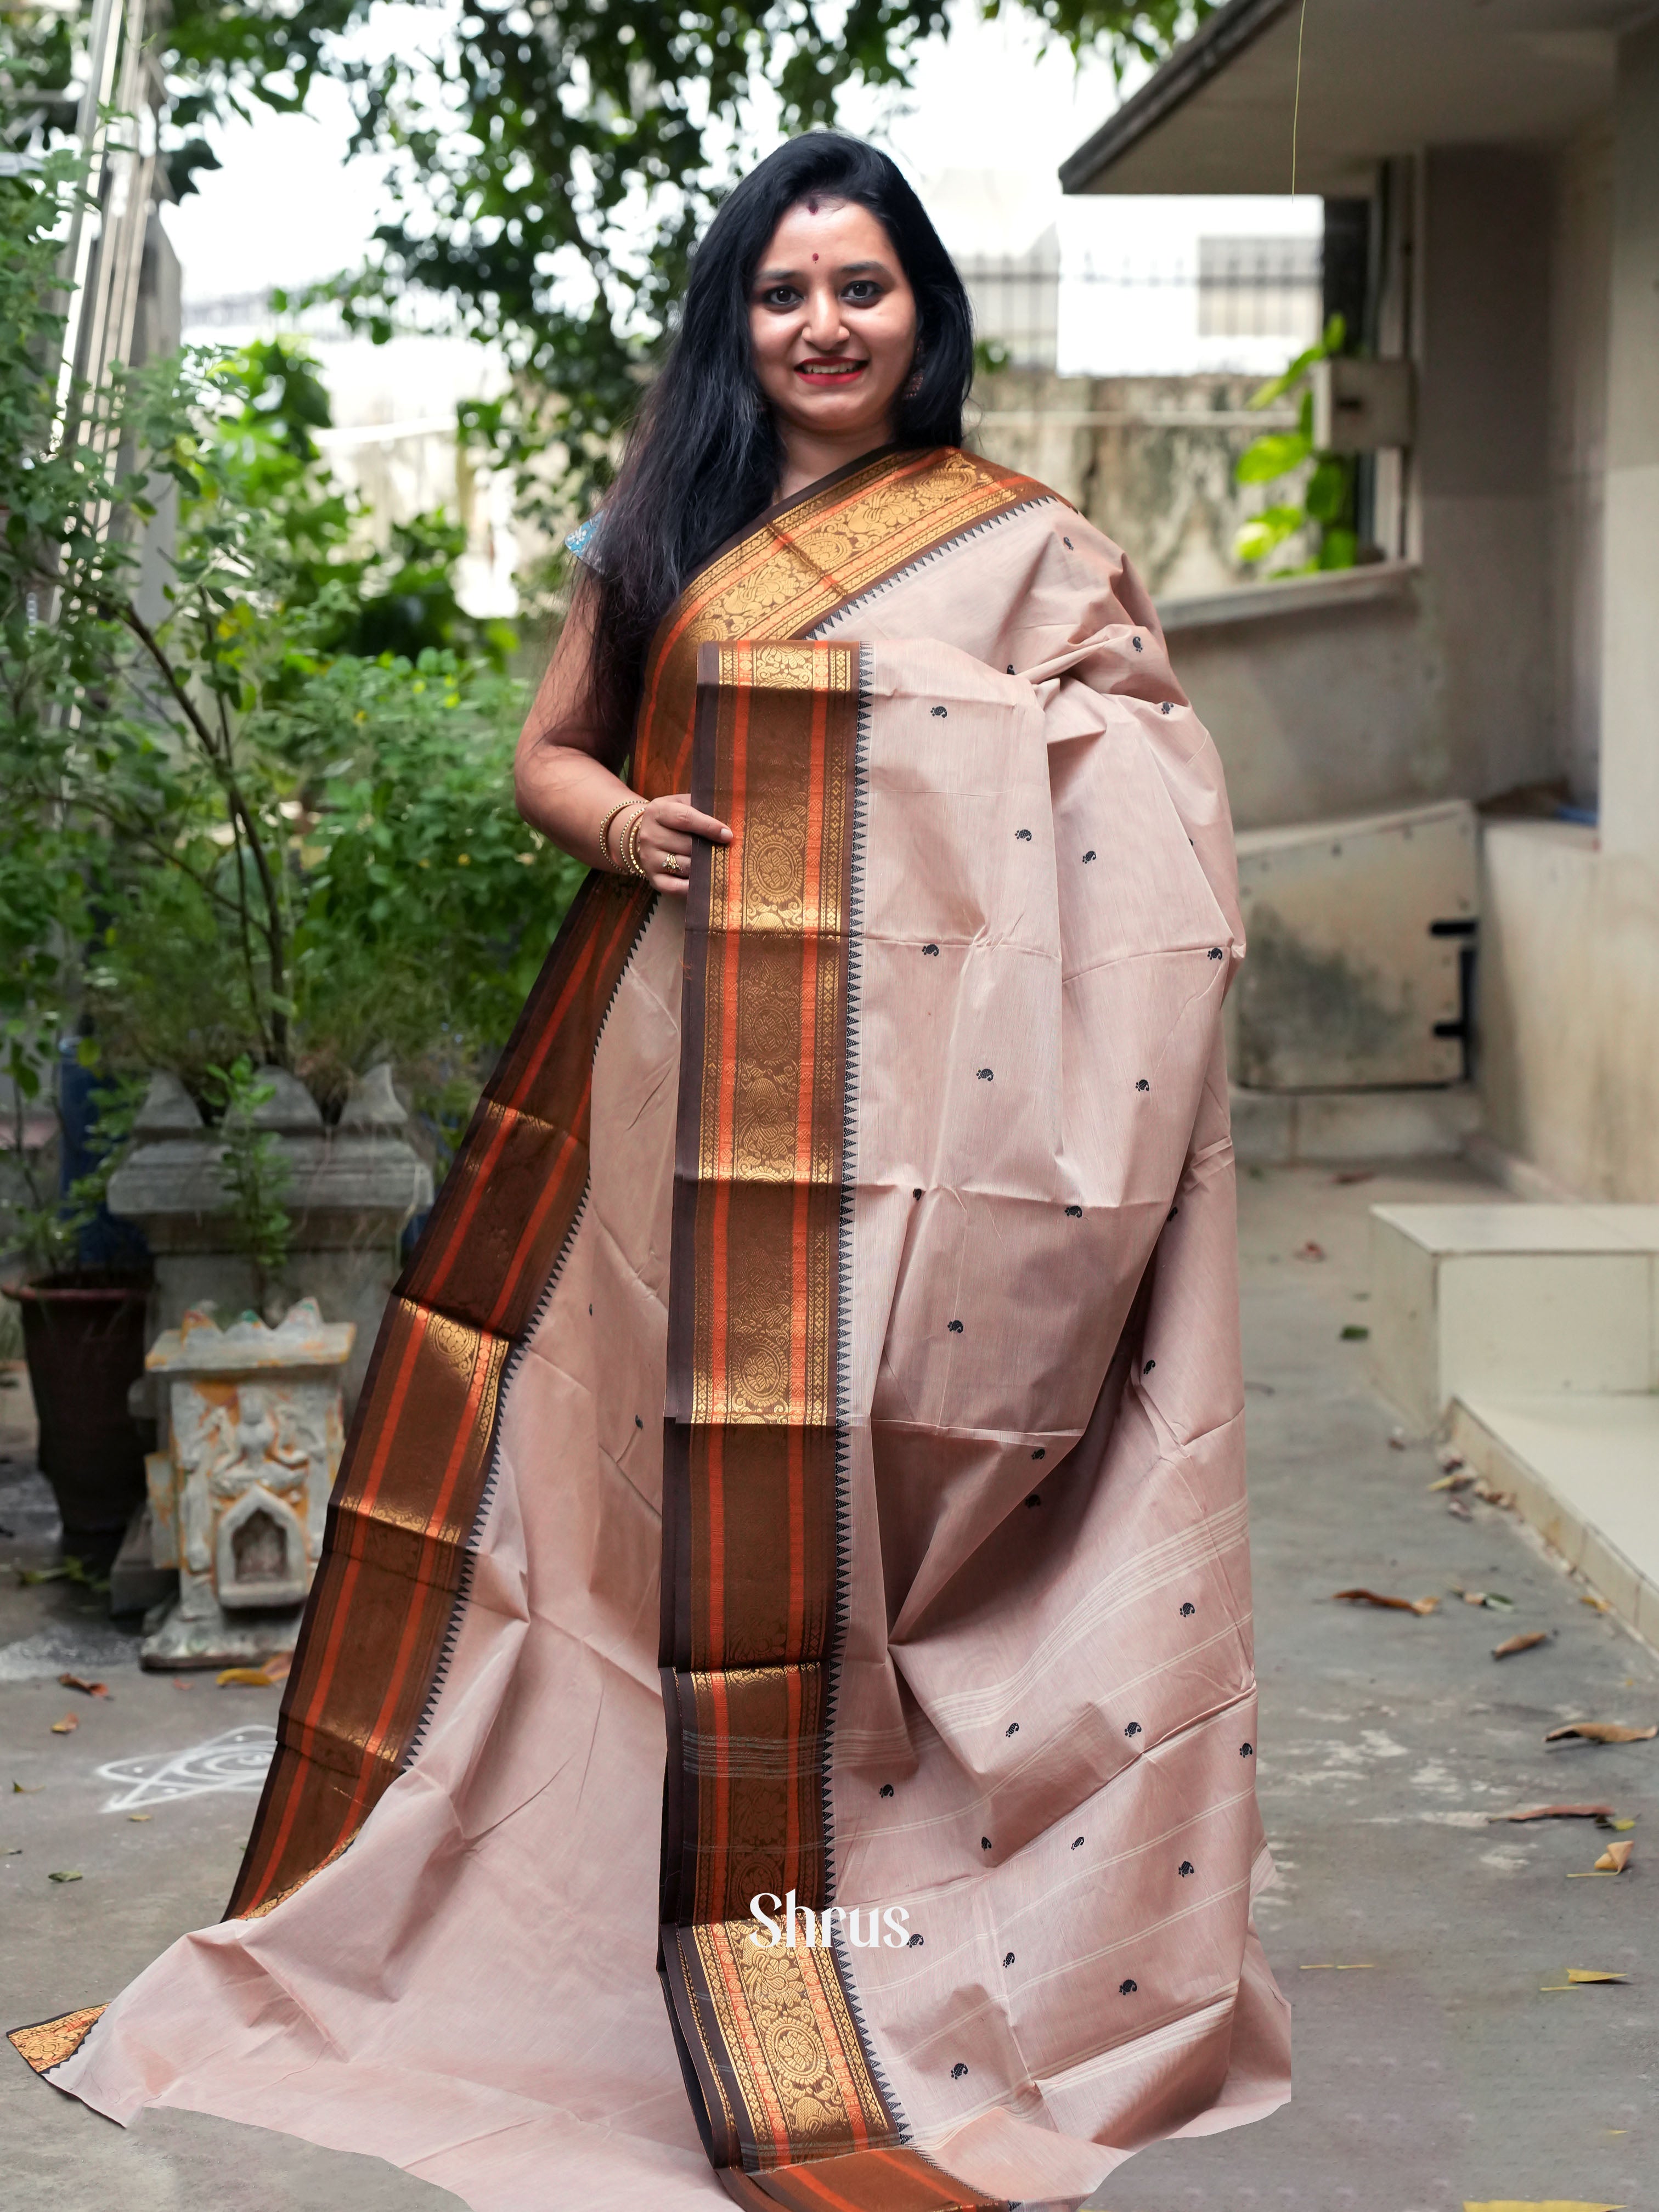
[513, 586, 731, 895]
[514, 735, 642, 872]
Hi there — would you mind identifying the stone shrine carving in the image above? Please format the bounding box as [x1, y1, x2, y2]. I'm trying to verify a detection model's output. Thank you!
[142, 1299, 354, 1669]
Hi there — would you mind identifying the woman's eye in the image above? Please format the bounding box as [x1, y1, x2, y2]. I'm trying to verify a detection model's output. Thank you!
[761, 286, 802, 308]
[843, 281, 882, 304]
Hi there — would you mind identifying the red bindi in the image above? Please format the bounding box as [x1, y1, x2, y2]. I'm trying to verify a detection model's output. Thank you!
[811, 252, 819, 262]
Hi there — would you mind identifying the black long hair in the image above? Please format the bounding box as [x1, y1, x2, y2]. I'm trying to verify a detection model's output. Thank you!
[580, 132, 973, 759]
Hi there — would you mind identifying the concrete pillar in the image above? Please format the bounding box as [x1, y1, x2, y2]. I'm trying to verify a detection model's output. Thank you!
[1414, 148, 1555, 804]
[1599, 21, 1659, 865]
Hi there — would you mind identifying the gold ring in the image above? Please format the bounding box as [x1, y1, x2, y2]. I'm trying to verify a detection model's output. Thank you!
[663, 854, 685, 878]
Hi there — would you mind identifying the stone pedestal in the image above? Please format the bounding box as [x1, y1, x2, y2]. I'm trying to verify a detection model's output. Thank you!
[108, 1066, 431, 1418]
[141, 1299, 354, 1669]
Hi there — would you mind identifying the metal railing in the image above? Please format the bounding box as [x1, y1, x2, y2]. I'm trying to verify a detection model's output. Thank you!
[958, 236, 1324, 369]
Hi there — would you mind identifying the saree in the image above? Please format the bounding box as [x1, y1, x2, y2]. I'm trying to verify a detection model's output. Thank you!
[12, 445, 1289, 2210]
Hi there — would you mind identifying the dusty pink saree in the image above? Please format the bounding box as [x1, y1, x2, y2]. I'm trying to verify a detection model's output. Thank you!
[13, 446, 1288, 2210]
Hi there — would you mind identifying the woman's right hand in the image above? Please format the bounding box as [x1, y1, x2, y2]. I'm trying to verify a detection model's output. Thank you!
[617, 793, 732, 896]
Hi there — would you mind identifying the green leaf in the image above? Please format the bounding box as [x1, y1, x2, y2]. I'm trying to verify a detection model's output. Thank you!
[1235, 433, 1312, 486]
[1233, 504, 1307, 565]
[1317, 528, 1359, 571]
[1305, 457, 1351, 525]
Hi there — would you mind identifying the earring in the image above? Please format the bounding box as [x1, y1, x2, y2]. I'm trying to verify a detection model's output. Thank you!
[904, 366, 923, 400]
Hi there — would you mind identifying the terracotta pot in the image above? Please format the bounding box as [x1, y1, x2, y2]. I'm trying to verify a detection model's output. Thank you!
[2, 1270, 150, 1559]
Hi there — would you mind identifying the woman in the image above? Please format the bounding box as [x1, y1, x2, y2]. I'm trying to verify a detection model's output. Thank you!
[14, 134, 1288, 2211]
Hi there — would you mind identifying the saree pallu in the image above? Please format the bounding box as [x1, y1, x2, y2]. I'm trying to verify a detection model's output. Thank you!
[13, 447, 1289, 2210]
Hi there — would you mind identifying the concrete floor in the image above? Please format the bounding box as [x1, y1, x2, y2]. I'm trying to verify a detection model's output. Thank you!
[3, 1159, 1656, 2210]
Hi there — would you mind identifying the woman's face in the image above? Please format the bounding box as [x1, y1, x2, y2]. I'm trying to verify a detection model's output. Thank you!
[748, 198, 918, 450]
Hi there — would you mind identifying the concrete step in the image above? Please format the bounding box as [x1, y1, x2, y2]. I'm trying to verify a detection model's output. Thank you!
[1369, 1200, 1659, 1431]
[1230, 1083, 1481, 1166]
[1451, 1390, 1659, 1646]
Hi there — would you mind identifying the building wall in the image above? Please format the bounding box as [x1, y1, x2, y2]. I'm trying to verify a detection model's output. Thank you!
[1480, 823, 1659, 1200]
[1598, 18, 1659, 874]
[1166, 582, 1440, 833]
[1548, 127, 1613, 811]
[970, 368, 1295, 599]
[1479, 27, 1659, 1201]
[1413, 148, 1558, 806]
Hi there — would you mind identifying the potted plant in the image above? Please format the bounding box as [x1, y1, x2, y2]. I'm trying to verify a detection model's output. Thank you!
[0, 1039, 150, 1566]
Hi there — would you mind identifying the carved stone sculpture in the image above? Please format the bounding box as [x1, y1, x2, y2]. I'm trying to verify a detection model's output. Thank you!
[141, 1299, 354, 1669]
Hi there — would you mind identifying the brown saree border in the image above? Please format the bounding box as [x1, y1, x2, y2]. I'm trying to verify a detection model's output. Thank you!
[658, 640, 1009, 2209]
[228, 868, 653, 1917]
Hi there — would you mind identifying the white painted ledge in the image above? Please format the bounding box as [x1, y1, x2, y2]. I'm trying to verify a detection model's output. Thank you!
[1159, 560, 1421, 635]
[1452, 1392, 1659, 1647]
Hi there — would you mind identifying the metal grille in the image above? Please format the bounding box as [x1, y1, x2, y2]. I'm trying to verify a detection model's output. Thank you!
[957, 236, 1324, 371]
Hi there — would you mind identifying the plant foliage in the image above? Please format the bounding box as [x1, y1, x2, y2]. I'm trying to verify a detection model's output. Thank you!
[0, 154, 581, 1233]
[1232, 314, 1358, 575]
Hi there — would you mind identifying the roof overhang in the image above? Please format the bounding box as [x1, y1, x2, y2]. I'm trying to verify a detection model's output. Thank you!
[1060, 0, 1645, 198]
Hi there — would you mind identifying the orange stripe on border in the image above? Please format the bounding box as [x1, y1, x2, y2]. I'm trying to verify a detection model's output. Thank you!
[420, 922, 605, 1304]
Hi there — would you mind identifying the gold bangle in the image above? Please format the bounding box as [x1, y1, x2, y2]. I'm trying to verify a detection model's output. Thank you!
[597, 799, 635, 867]
[623, 805, 650, 882]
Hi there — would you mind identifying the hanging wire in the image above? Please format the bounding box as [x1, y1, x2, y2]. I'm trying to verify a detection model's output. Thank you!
[1290, 0, 1309, 195]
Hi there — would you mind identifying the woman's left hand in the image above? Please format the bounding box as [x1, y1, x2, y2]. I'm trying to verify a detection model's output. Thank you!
[626, 793, 732, 896]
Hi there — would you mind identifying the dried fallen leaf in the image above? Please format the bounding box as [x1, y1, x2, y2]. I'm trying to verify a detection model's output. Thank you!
[47, 1869, 82, 1883]
[1493, 1804, 1613, 1823]
[1581, 1594, 1612, 1614]
[1474, 1481, 1514, 1507]
[1566, 1968, 1628, 1983]
[1545, 1722, 1657, 1745]
[1430, 1470, 1475, 1492]
[1294, 1240, 1327, 1261]
[1494, 1631, 1550, 1660]
[48, 1715, 77, 1735]
[1340, 1324, 1370, 1341]
[1599, 1816, 1637, 1832]
[55, 1673, 108, 1697]
[1332, 1167, 1376, 1185]
[1594, 1839, 1633, 1873]
[1447, 1497, 1474, 1520]
[1389, 1427, 1409, 1451]
[127, 1813, 151, 1823]
[11, 1780, 43, 1794]
[216, 1666, 277, 1688]
[1437, 1446, 1466, 1472]
[1334, 1588, 1438, 1615]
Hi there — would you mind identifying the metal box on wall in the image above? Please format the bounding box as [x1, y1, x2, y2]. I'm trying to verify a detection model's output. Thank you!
[1228, 799, 1477, 1091]
[1311, 356, 1416, 453]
